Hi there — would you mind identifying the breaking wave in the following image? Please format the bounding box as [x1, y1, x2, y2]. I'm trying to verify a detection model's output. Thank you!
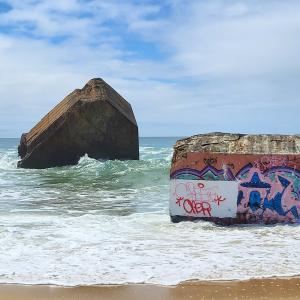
[0, 137, 300, 286]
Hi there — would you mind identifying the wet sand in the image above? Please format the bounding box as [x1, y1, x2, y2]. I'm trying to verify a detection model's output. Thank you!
[0, 277, 300, 300]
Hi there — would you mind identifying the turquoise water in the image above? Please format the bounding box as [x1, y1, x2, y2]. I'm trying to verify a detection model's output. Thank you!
[0, 138, 176, 216]
[0, 137, 300, 285]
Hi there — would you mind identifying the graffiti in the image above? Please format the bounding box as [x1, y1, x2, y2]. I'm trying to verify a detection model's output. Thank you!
[214, 195, 226, 205]
[204, 157, 217, 166]
[170, 179, 238, 218]
[174, 182, 222, 216]
[174, 181, 220, 202]
[237, 170, 300, 223]
[224, 162, 235, 170]
[170, 153, 300, 224]
[176, 198, 212, 216]
[253, 155, 288, 172]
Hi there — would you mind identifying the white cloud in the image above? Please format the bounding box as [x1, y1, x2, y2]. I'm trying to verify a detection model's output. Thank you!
[0, 0, 299, 137]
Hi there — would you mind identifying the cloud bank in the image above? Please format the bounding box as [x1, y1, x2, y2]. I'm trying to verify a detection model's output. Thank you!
[0, 0, 299, 137]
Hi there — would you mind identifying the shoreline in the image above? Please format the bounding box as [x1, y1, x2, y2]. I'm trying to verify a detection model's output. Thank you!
[1, 277, 300, 300]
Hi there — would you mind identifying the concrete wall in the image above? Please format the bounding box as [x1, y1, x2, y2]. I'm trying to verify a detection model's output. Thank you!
[170, 153, 300, 224]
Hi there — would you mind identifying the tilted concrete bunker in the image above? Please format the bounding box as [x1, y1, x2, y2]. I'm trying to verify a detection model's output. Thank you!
[18, 78, 139, 168]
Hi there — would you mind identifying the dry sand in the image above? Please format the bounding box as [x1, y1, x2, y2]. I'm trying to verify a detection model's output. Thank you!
[0, 277, 300, 300]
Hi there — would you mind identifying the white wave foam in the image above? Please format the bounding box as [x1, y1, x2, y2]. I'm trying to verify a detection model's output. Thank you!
[0, 212, 300, 286]
[1, 142, 300, 286]
[0, 150, 18, 170]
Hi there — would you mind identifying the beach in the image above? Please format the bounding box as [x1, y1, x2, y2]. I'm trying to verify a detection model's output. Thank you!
[1, 278, 300, 300]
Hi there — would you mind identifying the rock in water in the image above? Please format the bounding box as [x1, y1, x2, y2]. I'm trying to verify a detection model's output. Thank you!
[170, 132, 300, 225]
[18, 78, 139, 168]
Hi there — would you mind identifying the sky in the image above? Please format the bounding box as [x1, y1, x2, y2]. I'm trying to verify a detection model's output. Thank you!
[0, 0, 299, 137]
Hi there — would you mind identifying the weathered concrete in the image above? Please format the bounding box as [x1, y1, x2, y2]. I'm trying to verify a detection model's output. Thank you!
[172, 132, 300, 164]
[170, 132, 300, 225]
[18, 78, 139, 169]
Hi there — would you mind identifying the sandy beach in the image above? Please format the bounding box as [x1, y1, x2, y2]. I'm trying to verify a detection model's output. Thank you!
[0, 277, 300, 300]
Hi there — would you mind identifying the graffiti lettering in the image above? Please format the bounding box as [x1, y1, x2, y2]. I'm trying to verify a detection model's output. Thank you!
[174, 181, 222, 203]
[182, 199, 212, 216]
[253, 156, 288, 172]
[204, 157, 217, 166]
[172, 180, 230, 217]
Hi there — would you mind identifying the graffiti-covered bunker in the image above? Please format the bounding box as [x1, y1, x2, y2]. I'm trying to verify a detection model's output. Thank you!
[170, 133, 300, 225]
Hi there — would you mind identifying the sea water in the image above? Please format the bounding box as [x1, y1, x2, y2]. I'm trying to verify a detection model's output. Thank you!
[0, 137, 300, 285]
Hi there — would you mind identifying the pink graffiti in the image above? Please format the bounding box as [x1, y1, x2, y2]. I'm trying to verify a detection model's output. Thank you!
[237, 169, 300, 223]
[174, 181, 219, 202]
[253, 155, 288, 172]
[174, 181, 226, 216]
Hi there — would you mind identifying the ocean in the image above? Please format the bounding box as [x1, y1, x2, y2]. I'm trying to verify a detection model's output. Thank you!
[0, 137, 300, 286]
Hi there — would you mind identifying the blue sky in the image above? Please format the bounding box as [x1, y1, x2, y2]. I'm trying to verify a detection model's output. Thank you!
[0, 0, 299, 137]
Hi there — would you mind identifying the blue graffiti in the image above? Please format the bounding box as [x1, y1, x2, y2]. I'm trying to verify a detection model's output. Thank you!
[241, 173, 299, 218]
